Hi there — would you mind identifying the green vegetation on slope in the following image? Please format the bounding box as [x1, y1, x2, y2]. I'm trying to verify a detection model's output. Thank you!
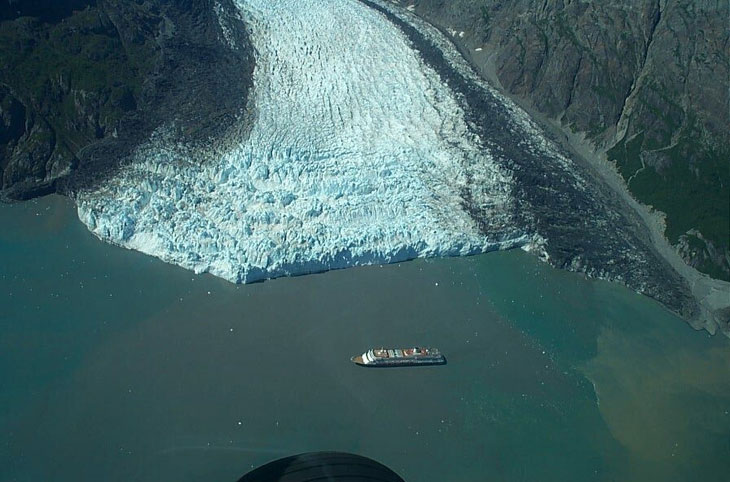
[608, 127, 729, 280]
[0, 4, 156, 135]
[417, 0, 729, 281]
[0, 1, 158, 191]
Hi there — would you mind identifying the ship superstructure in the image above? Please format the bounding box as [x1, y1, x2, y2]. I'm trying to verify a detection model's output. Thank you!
[351, 347, 446, 367]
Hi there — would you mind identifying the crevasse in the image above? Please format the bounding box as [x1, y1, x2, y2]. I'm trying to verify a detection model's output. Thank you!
[76, 0, 526, 283]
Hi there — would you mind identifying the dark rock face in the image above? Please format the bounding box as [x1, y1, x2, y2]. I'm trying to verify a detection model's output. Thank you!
[0, 0, 98, 23]
[0, 85, 59, 198]
[0, 0, 254, 200]
[409, 0, 730, 281]
[364, 0, 698, 325]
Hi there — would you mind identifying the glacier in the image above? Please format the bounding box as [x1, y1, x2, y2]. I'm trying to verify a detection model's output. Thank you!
[75, 0, 534, 283]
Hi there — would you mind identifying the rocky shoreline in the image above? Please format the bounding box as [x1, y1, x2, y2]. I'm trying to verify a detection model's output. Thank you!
[364, 0, 729, 336]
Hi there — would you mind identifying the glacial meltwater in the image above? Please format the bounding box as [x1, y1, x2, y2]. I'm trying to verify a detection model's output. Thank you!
[2, 195, 729, 481]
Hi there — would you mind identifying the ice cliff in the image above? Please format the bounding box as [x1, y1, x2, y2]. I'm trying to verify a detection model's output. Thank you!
[75, 0, 531, 283]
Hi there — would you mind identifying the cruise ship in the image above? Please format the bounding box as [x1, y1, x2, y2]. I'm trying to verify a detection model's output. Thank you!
[351, 347, 446, 367]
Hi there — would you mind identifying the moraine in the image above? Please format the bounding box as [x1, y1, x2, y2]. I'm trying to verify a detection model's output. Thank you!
[76, 0, 533, 284]
[74, 0, 707, 331]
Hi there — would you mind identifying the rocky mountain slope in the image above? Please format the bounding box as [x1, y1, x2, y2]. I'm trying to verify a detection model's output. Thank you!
[0, 0, 253, 200]
[407, 0, 729, 281]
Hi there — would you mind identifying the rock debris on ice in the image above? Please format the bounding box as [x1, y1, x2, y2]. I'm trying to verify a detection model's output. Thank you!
[76, 0, 531, 283]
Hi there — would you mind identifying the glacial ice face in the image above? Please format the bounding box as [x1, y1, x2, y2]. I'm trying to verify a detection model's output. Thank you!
[76, 0, 527, 283]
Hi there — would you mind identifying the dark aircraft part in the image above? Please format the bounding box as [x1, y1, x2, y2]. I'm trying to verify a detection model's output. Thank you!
[238, 451, 405, 482]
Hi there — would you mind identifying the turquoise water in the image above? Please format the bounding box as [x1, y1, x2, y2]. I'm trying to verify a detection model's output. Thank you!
[1, 195, 729, 481]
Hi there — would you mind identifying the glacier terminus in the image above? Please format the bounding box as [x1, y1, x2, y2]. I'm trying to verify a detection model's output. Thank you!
[73, 0, 720, 333]
[76, 0, 533, 283]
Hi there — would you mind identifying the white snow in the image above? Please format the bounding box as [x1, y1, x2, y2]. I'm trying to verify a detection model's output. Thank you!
[76, 0, 528, 283]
